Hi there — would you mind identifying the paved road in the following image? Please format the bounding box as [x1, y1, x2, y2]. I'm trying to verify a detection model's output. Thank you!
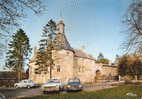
[0, 87, 42, 99]
[0, 82, 123, 99]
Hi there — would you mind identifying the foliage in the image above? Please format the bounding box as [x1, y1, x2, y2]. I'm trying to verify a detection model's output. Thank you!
[118, 54, 142, 77]
[35, 19, 57, 79]
[6, 29, 31, 81]
[123, 0, 142, 54]
[20, 85, 142, 99]
[96, 58, 109, 64]
[0, 0, 46, 58]
[96, 53, 109, 64]
[97, 53, 104, 60]
[35, 51, 48, 74]
[114, 54, 119, 65]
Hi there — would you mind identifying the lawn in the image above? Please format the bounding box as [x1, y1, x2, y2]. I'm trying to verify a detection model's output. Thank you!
[20, 85, 142, 99]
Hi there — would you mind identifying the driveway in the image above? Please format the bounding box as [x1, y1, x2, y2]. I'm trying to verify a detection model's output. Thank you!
[0, 81, 124, 99]
[0, 88, 42, 99]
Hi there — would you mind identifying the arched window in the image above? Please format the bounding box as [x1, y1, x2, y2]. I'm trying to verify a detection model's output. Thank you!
[96, 70, 101, 76]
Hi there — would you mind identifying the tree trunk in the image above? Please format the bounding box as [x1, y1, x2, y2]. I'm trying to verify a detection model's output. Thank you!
[17, 60, 20, 82]
[135, 75, 138, 81]
[119, 75, 121, 81]
[49, 64, 52, 79]
[17, 59, 23, 82]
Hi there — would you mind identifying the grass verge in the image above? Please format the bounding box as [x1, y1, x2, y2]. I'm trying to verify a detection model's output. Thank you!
[19, 85, 142, 99]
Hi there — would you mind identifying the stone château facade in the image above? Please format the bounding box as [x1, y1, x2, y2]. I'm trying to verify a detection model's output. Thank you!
[29, 20, 118, 84]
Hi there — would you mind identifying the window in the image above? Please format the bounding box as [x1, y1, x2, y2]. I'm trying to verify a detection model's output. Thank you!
[35, 68, 41, 74]
[67, 52, 70, 55]
[57, 65, 60, 72]
[23, 81, 27, 83]
[78, 67, 81, 72]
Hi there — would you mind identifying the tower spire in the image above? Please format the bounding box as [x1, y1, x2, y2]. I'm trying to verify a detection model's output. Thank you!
[59, 0, 64, 20]
[57, 0, 65, 34]
[60, 8, 64, 20]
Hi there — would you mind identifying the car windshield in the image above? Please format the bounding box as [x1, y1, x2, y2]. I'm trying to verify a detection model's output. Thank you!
[19, 80, 32, 83]
[46, 79, 60, 83]
[69, 81, 80, 85]
[28, 80, 32, 83]
[68, 78, 80, 85]
[68, 78, 80, 83]
[20, 80, 26, 83]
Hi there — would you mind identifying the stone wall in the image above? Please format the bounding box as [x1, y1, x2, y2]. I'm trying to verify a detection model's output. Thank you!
[29, 50, 118, 84]
[101, 65, 118, 77]
[29, 49, 74, 84]
[51, 50, 74, 83]
[73, 56, 101, 83]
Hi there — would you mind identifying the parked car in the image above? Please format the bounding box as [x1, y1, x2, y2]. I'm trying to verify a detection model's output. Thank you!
[14, 79, 36, 88]
[0, 93, 6, 99]
[66, 78, 83, 91]
[41, 78, 64, 93]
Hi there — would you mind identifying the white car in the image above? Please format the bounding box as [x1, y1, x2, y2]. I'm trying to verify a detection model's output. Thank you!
[0, 93, 6, 99]
[41, 78, 64, 93]
[14, 79, 36, 88]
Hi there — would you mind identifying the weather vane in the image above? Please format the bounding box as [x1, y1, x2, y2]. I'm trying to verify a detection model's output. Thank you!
[59, 0, 64, 20]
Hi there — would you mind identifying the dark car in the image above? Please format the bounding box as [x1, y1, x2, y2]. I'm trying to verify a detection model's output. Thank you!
[66, 78, 83, 91]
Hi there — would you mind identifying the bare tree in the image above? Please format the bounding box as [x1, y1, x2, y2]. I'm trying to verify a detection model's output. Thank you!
[123, 0, 142, 54]
[0, 0, 46, 32]
[0, 0, 46, 56]
[118, 54, 142, 80]
[0, 33, 7, 57]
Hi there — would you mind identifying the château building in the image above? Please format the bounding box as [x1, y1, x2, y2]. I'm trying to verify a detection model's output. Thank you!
[29, 20, 118, 84]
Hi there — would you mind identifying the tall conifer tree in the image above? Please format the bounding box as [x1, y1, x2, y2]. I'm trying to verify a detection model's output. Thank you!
[35, 19, 56, 79]
[6, 29, 31, 81]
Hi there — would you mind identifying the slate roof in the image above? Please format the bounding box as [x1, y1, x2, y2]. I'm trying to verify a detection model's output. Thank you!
[30, 20, 95, 61]
[53, 33, 95, 60]
[74, 49, 95, 60]
[53, 33, 73, 51]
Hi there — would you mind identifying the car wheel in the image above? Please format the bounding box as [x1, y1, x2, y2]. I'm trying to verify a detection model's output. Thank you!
[27, 85, 30, 88]
[43, 91, 47, 94]
[59, 86, 63, 91]
[59, 86, 61, 91]
[15, 85, 18, 88]
[0, 93, 6, 99]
